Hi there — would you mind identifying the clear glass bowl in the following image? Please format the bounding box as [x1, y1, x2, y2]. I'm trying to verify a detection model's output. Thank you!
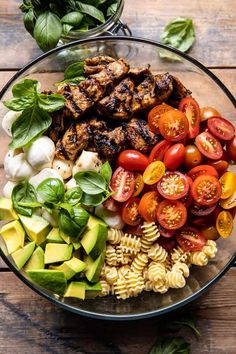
[0, 37, 236, 320]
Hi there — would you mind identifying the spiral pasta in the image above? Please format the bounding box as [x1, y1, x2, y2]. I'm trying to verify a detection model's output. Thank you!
[202, 240, 217, 258]
[167, 270, 186, 288]
[148, 243, 168, 263]
[125, 271, 144, 297]
[107, 228, 123, 245]
[131, 252, 149, 274]
[105, 245, 118, 266]
[140, 237, 153, 253]
[104, 266, 118, 285]
[171, 246, 190, 264]
[113, 277, 129, 300]
[172, 262, 190, 278]
[147, 262, 166, 283]
[141, 222, 160, 242]
[152, 282, 169, 294]
[116, 245, 132, 265]
[117, 265, 131, 278]
[120, 234, 141, 254]
[99, 280, 111, 297]
[190, 251, 208, 266]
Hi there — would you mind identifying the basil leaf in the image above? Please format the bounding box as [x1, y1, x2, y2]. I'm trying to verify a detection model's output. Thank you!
[164, 315, 200, 337]
[61, 11, 84, 25]
[81, 193, 104, 207]
[107, 2, 117, 17]
[18, 201, 42, 208]
[37, 93, 65, 112]
[75, 171, 107, 195]
[34, 11, 62, 51]
[12, 181, 38, 217]
[23, 9, 36, 36]
[12, 79, 39, 97]
[37, 178, 65, 204]
[62, 23, 74, 36]
[100, 161, 112, 184]
[64, 187, 83, 205]
[4, 96, 35, 111]
[9, 106, 52, 149]
[64, 61, 84, 79]
[58, 202, 73, 215]
[149, 337, 190, 354]
[55, 76, 85, 86]
[76, 2, 105, 23]
[58, 207, 89, 238]
[19, 0, 32, 12]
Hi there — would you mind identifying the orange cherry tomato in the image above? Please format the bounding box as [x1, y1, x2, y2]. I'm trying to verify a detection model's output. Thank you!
[226, 136, 236, 162]
[200, 106, 221, 121]
[132, 173, 145, 197]
[176, 227, 206, 251]
[163, 143, 185, 170]
[148, 103, 174, 133]
[216, 210, 233, 238]
[149, 140, 171, 163]
[159, 109, 189, 142]
[184, 145, 203, 170]
[207, 159, 229, 176]
[201, 225, 219, 240]
[191, 175, 221, 206]
[121, 197, 142, 226]
[187, 164, 218, 181]
[219, 171, 236, 199]
[179, 97, 201, 138]
[157, 200, 187, 230]
[143, 161, 165, 185]
[138, 191, 160, 222]
[220, 189, 236, 209]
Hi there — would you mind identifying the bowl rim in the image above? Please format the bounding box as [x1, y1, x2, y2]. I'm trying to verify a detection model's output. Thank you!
[1, 35, 236, 320]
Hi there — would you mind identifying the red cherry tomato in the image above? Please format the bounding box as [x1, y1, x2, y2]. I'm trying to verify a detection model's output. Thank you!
[158, 236, 177, 251]
[190, 203, 217, 216]
[163, 143, 185, 170]
[123, 223, 143, 236]
[138, 191, 160, 222]
[206, 159, 229, 176]
[179, 97, 201, 138]
[103, 197, 119, 212]
[159, 110, 189, 142]
[226, 136, 236, 162]
[110, 167, 135, 202]
[207, 116, 235, 141]
[149, 140, 171, 163]
[180, 189, 193, 208]
[157, 171, 189, 200]
[195, 132, 223, 160]
[187, 164, 218, 180]
[200, 106, 221, 121]
[157, 200, 187, 230]
[121, 197, 141, 226]
[158, 224, 176, 238]
[184, 145, 203, 170]
[118, 150, 149, 171]
[148, 103, 174, 133]
[176, 227, 206, 252]
[191, 175, 221, 206]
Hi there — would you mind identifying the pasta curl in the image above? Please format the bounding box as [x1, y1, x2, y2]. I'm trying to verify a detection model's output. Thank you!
[107, 228, 123, 245]
[141, 222, 160, 242]
[131, 252, 149, 274]
[148, 243, 168, 263]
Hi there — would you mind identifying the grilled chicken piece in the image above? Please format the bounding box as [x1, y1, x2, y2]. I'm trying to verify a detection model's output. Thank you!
[123, 118, 159, 153]
[47, 109, 71, 143]
[84, 56, 115, 76]
[128, 67, 151, 84]
[167, 76, 192, 106]
[58, 58, 130, 119]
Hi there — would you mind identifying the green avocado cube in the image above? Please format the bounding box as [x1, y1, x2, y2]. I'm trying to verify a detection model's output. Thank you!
[0, 220, 25, 254]
[27, 269, 67, 295]
[81, 280, 102, 299]
[11, 241, 35, 269]
[0, 198, 18, 220]
[49, 257, 86, 280]
[81, 224, 107, 260]
[24, 246, 45, 271]
[87, 214, 106, 230]
[64, 282, 86, 299]
[46, 228, 64, 243]
[44, 243, 73, 264]
[84, 248, 106, 283]
[19, 215, 51, 245]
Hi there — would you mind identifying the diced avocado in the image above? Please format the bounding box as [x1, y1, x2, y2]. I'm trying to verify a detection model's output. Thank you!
[81, 280, 102, 299]
[60, 230, 81, 249]
[0, 220, 25, 254]
[27, 269, 67, 295]
[19, 214, 51, 245]
[50, 256, 86, 280]
[44, 243, 73, 264]
[87, 214, 106, 230]
[46, 228, 64, 243]
[64, 282, 86, 299]
[81, 224, 107, 260]
[24, 246, 45, 271]
[85, 248, 106, 283]
[0, 198, 18, 220]
[11, 241, 35, 269]
[72, 239, 81, 250]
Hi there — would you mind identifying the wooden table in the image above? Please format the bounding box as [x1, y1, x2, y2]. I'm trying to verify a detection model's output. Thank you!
[0, 1, 236, 353]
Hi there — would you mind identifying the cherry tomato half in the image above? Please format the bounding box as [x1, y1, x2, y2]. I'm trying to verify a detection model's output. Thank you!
[191, 175, 221, 206]
[138, 191, 160, 222]
[219, 171, 236, 199]
[216, 210, 233, 238]
[190, 203, 217, 216]
[207, 159, 229, 176]
[149, 140, 171, 163]
[158, 225, 176, 238]
[157, 171, 189, 200]
[143, 161, 165, 185]
[157, 200, 187, 230]
[207, 117, 235, 141]
[148, 103, 174, 133]
[220, 189, 236, 209]
[158, 236, 177, 251]
[118, 150, 149, 171]
[121, 197, 141, 226]
[184, 145, 203, 170]
[195, 132, 223, 160]
[132, 173, 145, 197]
[179, 97, 200, 139]
[200, 106, 220, 121]
[226, 136, 236, 162]
[187, 164, 219, 181]
[123, 223, 143, 236]
[163, 143, 185, 170]
[110, 167, 135, 202]
[159, 109, 189, 142]
[201, 225, 219, 240]
[176, 227, 206, 252]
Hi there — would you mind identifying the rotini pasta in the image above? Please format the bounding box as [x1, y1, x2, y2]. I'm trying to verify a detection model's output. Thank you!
[113, 277, 129, 300]
[116, 245, 132, 265]
[125, 271, 144, 297]
[131, 252, 149, 274]
[152, 282, 169, 294]
[171, 246, 190, 264]
[105, 245, 118, 266]
[141, 222, 160, 242]
[167, 270, 186, 288]
[107, 228, 123, 245]
[147, 262, 166, 283]
[104, 266, 118, 285]
[140, 237, 153, 253]
[120, 234, 141, 254]
[172, 262, 190, 278]
[117, 265, 131, 278]
[99, 280, 110, 297]
[202, 240, 217, 258]
[190, 251, 208, 266]
[148, 243, 168, 263]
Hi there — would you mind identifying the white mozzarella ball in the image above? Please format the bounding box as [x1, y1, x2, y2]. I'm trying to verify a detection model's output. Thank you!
[72, 150, 102, 176]
[52, 158, 73, 179]
[29, 168, 63, 189]
[42, 209, 58, 227]
[3, 181, 18, 198]
[24, 136, 55, 170]
[65, 178, 77, 190]
[2, 110, 21, 136]
[4, 151, 35, 182]
[95, 205, 125, 229]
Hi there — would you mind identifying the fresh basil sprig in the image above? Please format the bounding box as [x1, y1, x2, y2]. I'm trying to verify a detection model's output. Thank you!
[64, 187, 83, 206]
[58, 206, 89, 238]
[55, 61, 85, 86]
[149, 337, 190, 354]
[37, 178, 65, 204]
[12, 181, 39, 217]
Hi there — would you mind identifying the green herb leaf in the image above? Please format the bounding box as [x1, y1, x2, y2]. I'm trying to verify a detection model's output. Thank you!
[4, 96, 35, 111]
[64, 61, 84, 79]
[164, 315, 200, 337]
[75, 171, 107, 195]
[23, 9, 36, 36]
[61, 11, 84, 25]
[9, 105, 52, 149]
[37, 93, 65, 112]
[62, 23, 74, 35]
[149, 337, 190, 354]
[64, 187, 83, 205]
[58, 206, 89, 237]
[76, 2, 105, 23]
[37, 178, 65, 204]
[12, 79, 40, 97]
[19, 0, 32, 12]
[58, 202, 73, 215]
[100, 161, 112, 184]
[107, 2, 117, 17]
[55, 76, 85, 86]
[81, 193, 104, 207]
[12, 181, 38, 217]
[33, 11, 62, 51]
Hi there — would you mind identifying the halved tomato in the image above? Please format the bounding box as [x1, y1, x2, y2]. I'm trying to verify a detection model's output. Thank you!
[163, 143, 185, 170]
[149, 140, 171, 163]
[148, 103, 174, 133]
[216, 210, 233, 238]
[201, 225, 219, 240]
[158, 225, 176, 238]
[110, 167, 135, 202]
[157, 200, 187, 230]
[200, 106, 221, 121]
[159, 109, 189, 142]
[118, 150, 149, 171]
[132, 173, 145, 197]
[191, 175, 221, 206]
[207, 117, 235, 141]
[220, 189, 236, 209]
[157, 171, 189, 200]
[190, 203, 217, 216]
[121, 197, 141, 226]
[187, 164, 218, 180]
[123, 223, 143, 235]
[179, 97, 200, 138]
[195, 132, 223, 160]
[219, 171, 236, 199]
[176, 227, 206, 252]
[158, 236, 177, 251]
[207, 159, 229, 176]
[143, 161, 165, 185]
[138, 191, 160, 222]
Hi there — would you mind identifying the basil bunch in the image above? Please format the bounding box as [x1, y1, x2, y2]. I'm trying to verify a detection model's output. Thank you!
[4, 79, 64, 149]
[12, 180, 40, 217]
[20, 0, 118, 51]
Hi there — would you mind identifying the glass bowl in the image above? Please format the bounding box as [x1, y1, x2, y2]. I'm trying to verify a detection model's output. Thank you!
[0, 37, 236, 320]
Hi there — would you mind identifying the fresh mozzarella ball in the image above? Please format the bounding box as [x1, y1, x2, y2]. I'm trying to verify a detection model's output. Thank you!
[72, 150, 102, 176]
[52, 158, 73, 179]
[2, 110, 21, 136]
[65, 178, 77, 190]
[95, 205, 125, 229]
[42, 209, 58, 227]
[4, 151, 35, 182]
[29, 168, 63, 189]
[3, 181, 17, 198]
[24, 136, 55, 170]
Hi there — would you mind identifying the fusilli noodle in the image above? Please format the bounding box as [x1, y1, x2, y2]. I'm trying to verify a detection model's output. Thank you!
[113, 277, 129, 300]
[116, 245, 132, 265]
[190, 251, 208, 266]
[125, 271, 144, 297]
[104, 266, 118, 285]
[148, 243, 168, 262]
[99, 280, 110, 297]
[167, 270, 186, 288]
[140, 237, 153, 253]
[147, 262, 166, 283]
[120, 234, 141, 254]
[141, 222, 160, 242]
[172, 262, 190, 278]
[107, 228, 123, 245]
[171, 246, 190, 264]
[131, 252, 149, 274]
[202, 240, 217, 258]
[105, 245, 118, 266]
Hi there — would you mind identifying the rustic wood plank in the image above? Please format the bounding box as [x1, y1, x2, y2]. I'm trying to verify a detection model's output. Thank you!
[1, 0, 236, 68]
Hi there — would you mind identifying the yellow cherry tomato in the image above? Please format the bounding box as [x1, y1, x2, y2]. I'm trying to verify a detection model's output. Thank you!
[220, 189, 236, 209]
[216, 210, 233, 238]
[219, 171, 236, 199]
[132, 173, 144, 196]
[143, 161, 165, 185]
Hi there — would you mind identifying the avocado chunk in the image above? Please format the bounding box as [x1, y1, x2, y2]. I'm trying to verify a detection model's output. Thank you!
[11, 241, 35, 269]
[81, 224, 107, 260]
[59, 230, 72, 244]
[64, 282, 86, 299]
[60, 230, 81, 250]
[19, 214, 51, 245]
[0, 198, 18, 220]
[49, 256, 86, 280]
[24, 246, 45, 271]
[27, 269, 67, 295]
[0, 220, 25, 254]
[46, 228, 64, 243]
[44, 243, 73, 264]
[84, 248, 106, 283]
[87, 214, 106, 230]
[81, 280, 102, 299]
